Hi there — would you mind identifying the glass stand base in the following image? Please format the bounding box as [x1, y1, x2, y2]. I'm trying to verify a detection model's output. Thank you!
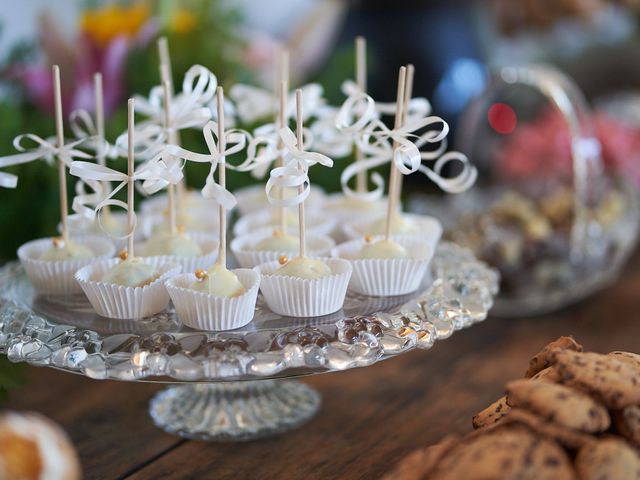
[149, 380, 321, 441]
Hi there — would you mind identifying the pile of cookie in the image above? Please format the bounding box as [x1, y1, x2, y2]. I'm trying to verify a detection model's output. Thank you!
[384, 337, 640, 479]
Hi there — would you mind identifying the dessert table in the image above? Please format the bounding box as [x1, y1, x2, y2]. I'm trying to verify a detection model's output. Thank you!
[5, 251, 640, 480]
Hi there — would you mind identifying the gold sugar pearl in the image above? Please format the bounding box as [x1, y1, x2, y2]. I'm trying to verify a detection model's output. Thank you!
[52, 237, 63, 248]
[278, 255, 288, 265]
[119, 250, 129, 261]
[364, 234, 373, 243]
[194, 269, 207, 281]
[177, 225, 185, 235]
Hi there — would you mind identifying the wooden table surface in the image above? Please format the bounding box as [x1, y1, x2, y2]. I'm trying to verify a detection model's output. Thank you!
[5, 254, 640, 480]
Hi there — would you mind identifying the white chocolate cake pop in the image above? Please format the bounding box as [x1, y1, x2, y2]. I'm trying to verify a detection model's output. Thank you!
[357, 236, 409, 259]
[368, 214, 419, 235]
[274, 255, 332, 279]
[141, 230, 202, 257]
[38, 238, 93, 261]
[254, 230, 300, 251]
[190, 263, 246, 297]
[101, 251, 159, 287]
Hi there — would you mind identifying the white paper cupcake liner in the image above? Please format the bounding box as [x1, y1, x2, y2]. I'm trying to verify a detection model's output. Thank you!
[235, 184, 326, 216]
[342, 213, 443, 250]
[256, 257, 352, 318]
[332, 236, 434, 296]
[75, 259, 181, 320]
[231, 229, 335, 268]
[233, 209, 336, 237]
[165, 269, 260, 331]
[65, 212, 141, 252]
[17, 236, 116, 295]
[136, 233, 219, 274]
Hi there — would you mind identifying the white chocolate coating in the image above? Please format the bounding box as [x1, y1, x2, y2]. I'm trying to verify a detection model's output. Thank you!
[329, 197, 381, 212]
[274, 257, 332, 279]
[357, 239, 409, 259]
[141, 232, 202, 257]
[101, 258, 159, 287]
[254, 231, 300, 252]
[38, 240, 93, 261]
[190, 263, 246, 298]
[368, 215, 419, 235]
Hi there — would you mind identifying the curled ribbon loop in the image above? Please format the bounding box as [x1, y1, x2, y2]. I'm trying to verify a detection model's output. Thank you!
[69, 159, 179, 240]
[264, 127, 333, 208]
[0, 134, 92, 189]
[69, 109, 118, 159]
[165, 121, 252, 210]
[310, 106, 352, 158]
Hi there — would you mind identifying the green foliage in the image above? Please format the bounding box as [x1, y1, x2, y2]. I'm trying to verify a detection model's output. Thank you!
[0, 356, 25, 403]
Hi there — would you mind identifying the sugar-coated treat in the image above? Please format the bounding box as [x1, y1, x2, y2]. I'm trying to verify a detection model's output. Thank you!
[357, 238, 409, 259]
[254, 230, 300, 251]
[190, 263, 246, 297]
[140, 231, 203, 257]
[38, 238, 93, 261]
[0, 411, 81, 480]
[274, 256, 332, 279]
[101, 257, 159, 287]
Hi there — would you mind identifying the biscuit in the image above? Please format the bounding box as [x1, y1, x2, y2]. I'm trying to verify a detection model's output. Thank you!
[429, 426, 575, 480]
[525, 336, 583, 378]
[472, 396, 510, 429]
[531, 366, 561, 382]
[613, 405, 640, 448]
[575, 437, 640, 480]
[551, 350, 640, 409]
[382, 435, 458, 480]
[609, 351, 640, 373]
[506, 379, 610, 433]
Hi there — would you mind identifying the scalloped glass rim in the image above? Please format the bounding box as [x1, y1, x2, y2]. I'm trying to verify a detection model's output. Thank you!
[0, 242, 499, 383]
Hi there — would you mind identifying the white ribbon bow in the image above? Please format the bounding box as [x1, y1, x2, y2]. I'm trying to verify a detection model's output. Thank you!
[165, 121, 251, 210]
[229, 83, 325, 125]
[265, 127, 333, 208]
[69, 158, 179, 238]
[69, 109, 120, 159]
[0, 134, 92, 189]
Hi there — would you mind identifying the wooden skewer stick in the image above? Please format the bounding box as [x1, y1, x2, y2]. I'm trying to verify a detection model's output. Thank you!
[295, 89, 306, 258]
[384, 67, 407, 240]
[158, 38, 185, 207]
[276, 49, 289, 235]
[52, 65, 69, 243]
[162, 79, 178, 235]
[94, 72, 112, 218]
[393, 63, 415, 205]
[216, 87, 227, 267]
[127, 98, 136, 258]
[355, 36, 367, 194]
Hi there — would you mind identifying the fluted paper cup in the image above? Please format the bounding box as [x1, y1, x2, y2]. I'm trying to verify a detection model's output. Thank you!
[18, 236, 115, 295]
[137, 233, 218, 273]
[231, 229, 335, 268]
[332, 236, 434, 296]
[256, 257, 352, 317]
[235, 184, 326, 216]
[75, 258, 181, 320]
[342, 213, 443, 250]
[165, 269, 260, 331]
[233, 210, 336, 237]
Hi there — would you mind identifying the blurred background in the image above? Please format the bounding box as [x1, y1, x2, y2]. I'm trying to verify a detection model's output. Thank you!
[2, 0, 640, 261]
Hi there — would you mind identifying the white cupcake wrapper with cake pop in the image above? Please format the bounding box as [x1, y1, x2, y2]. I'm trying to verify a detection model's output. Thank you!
[140, 190, 218, 214]
[165, 269, 260, 331]
[255, 257, 352, 318]
[64, 212, 143, 251]
[235, 184, 327, 216]
[233, 209, 336, 237]
[341, 212, 443, 250]
[139, 210, 221, 240]
[230, 228, 335, 268]
[332, 235, 434, 296]
[136, 233, 219, 274]
[75, 258, 181, 320]
[17, 236, 116, 295]
[324, 193, 396, 243]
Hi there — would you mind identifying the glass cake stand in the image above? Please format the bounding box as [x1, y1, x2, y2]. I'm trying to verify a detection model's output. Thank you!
[0, 243, 498, 441]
